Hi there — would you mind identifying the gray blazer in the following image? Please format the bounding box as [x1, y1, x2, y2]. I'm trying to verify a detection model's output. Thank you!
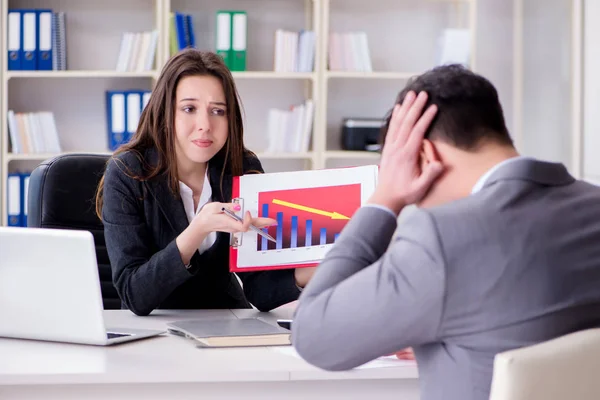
[292, 158, 600, 400]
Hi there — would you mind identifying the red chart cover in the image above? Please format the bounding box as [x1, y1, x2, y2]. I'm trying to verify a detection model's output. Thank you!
[229, 165, 377, 272]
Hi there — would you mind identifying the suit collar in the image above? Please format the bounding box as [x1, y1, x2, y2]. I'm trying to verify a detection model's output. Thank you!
[472, 156, 533, 194]
[144, 173, 189, 236]
[481, 157, 575, 191]
[142, 147, 189, 235]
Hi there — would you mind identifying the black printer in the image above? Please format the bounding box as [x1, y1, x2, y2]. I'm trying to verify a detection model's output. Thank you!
[341, 118, 384, 152]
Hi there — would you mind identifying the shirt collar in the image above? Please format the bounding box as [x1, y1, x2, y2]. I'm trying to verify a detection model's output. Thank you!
[178, 168, 212, 214]
[471, 156, 533, 194]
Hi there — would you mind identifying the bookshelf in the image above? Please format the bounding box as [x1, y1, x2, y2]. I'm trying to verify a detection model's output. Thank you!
[0, 0, 477, 225]
[321, 0, 476, 169]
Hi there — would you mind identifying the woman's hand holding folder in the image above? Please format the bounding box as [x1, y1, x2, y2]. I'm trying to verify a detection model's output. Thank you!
[193, 201, 277, 235]
[176, 201, 276, 265]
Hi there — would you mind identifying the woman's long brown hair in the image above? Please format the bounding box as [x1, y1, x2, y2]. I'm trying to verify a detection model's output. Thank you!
[95, 49, 254, 219]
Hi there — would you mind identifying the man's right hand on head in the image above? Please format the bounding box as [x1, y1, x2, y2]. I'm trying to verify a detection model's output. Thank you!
[368, 90, 444, 215]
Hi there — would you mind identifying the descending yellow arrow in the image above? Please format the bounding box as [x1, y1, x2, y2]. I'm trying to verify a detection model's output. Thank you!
[272, 199, 350, 220]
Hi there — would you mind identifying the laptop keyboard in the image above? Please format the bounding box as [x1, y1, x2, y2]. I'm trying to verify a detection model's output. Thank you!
[107, 332, 132, 339]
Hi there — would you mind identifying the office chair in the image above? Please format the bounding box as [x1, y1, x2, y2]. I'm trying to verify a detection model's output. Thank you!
[489, 328, 600, 400]
[27, 153, 121, 309]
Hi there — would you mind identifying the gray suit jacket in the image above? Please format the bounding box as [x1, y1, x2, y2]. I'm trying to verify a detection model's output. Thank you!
[292, 158, 600, 400]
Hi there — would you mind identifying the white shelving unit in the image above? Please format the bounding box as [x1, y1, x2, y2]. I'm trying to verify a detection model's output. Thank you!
[0, 0, 477, 225]
[6, 71, 160, 79]
[321, 0, 476, 169]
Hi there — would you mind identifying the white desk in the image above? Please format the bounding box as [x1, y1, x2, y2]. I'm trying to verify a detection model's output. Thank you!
[0, 308, 419, 400]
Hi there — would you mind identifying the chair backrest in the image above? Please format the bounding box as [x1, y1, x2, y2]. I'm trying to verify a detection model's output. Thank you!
[27, 153, 121, 310]
[489, 328, 600, 400]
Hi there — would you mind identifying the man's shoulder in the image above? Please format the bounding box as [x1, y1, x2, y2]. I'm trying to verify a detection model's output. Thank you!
[417, 176, 600, 243]
[396, 196, 495, 251]
[573, 178, 600, 194]
[416, 195, 486, 224]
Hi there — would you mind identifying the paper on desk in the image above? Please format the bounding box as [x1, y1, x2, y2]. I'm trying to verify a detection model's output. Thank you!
[271, 346, 416, 369]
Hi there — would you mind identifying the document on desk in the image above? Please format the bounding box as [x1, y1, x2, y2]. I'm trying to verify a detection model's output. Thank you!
[271, 346, 416, 369]
[167, 318, 291, 348]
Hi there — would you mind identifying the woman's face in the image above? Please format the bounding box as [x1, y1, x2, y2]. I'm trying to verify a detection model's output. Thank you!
[173, 75, 229, 169]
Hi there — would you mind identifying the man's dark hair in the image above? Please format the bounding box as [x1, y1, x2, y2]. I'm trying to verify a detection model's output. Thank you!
[381, 64, 512, 150]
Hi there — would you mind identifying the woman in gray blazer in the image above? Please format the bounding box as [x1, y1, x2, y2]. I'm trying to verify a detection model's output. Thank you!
[95, 49, 312, 316]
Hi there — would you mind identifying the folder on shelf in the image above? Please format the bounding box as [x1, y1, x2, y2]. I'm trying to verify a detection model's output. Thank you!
[175, 12, 188, 51]
[169, 13, 178, 55]
[7, 10, 22, 70]
[115, 32, 133, 71]
[52, 11, 67, 71]
[21, 10, 37, 70]
[36, 9, 53, 70]
[142, 91, 151, 111]
[169, 11, 195, 55]
[145, 30, 159, 70]
[21, 173, 31, 227]
[231, 11, 247, 71]
[7, 110, 21, 154]
[185, 14, 196, 48]
[297, 30, 316, 72]
[126, 92, 141, 145]
[266, 99, 314, 153]
[216, 11, 232, 69]
[106, 90, 150, 150]
[106, 91, 126, 151]
[228, 165, 378, 272]
[7, 174, 22, 227]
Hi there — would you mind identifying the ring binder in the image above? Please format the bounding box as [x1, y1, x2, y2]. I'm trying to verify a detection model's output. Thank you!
[230, 197, 244, 247]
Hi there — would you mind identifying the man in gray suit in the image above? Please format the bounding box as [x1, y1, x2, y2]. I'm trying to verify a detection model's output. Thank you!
[291, 64, 600, 400]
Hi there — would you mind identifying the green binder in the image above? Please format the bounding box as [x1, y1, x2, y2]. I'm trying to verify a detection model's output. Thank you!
[230, 11, 247, 71]
[215, 10, 232, 69]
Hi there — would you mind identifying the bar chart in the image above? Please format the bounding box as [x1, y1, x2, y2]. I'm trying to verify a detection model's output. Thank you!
[256, 184, 361, 251]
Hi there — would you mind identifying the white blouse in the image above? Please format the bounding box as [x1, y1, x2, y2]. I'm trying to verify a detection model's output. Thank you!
[178, 170, 217, 255]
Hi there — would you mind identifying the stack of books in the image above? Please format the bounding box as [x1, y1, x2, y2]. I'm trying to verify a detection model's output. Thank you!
[7, 110, 61, 154]
[266, 100, 314, 153]
[273, 30, 316, 73]
[328, 31, 372, 72]
[115, 30, 159, 72]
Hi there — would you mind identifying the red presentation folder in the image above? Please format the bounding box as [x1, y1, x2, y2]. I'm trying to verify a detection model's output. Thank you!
[228, 165, 378, 273]
[229, 175, 318, 272]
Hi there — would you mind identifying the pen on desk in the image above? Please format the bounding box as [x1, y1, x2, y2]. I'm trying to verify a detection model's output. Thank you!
[221, 207, 277, 243]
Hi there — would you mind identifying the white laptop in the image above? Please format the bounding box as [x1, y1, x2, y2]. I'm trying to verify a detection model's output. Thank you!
[0, 226, 164, 345]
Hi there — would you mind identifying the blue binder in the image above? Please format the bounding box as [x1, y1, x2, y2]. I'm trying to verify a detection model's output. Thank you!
[125, 91, 142, 145]
[36, 9, 53, 70]
[175, 12, 188, 50]
[106, 91, 127, 151]
[7, 10, 22, 70]
[21, 10, 37, 70]
[141, 91, 152, 112]
[7, 173, 22, 227]
[20, 173, 31, 227]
